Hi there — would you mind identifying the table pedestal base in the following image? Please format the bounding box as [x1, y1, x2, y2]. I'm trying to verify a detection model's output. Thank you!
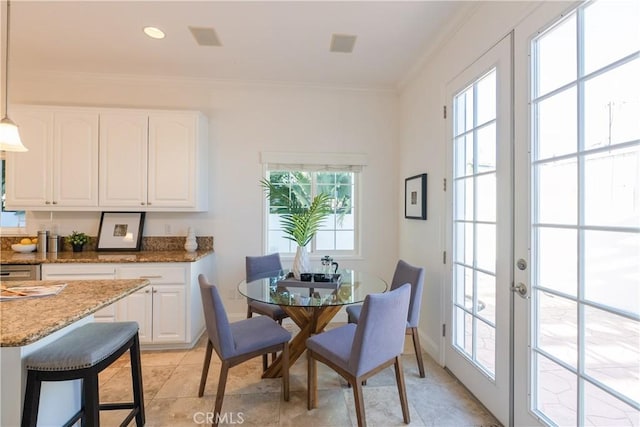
[262, 305, 341, 378]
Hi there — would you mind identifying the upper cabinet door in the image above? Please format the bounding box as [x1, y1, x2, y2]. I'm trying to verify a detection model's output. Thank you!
[147, 113, 199, 209]
[99, 112, 149, 207]
[5, 109, 54, 208]
[5, 108, 98, 209]
[53, 111, 99, 207]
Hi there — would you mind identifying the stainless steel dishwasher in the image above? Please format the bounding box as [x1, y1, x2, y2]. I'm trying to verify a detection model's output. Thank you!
[0, 264, 41, 281]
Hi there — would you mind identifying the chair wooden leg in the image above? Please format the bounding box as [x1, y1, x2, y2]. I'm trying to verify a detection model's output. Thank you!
[213, 362, 230, 427]
[410, 327, 425, 378]
[282, 342, 290, 401]
[262, 354, 268, 372]
[198, 340, 214, 397]
[394, 356, 410, 424]
[246, 305, 253, 319]
[307, 351, 317, 410]
[352, 378, 367, 427]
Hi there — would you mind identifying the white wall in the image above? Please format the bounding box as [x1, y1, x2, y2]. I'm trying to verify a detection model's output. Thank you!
[13, 73, 400, 317]
[397, 1, 569, 361]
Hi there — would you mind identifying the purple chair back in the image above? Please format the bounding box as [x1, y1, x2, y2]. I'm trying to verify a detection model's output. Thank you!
[390, 260, 425, 328]
[349, 284, 411, 377]
[199, 274, 235, 359]
[246, 253, 283, 282]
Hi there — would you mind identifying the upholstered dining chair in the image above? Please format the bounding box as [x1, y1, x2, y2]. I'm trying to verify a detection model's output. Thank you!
[246, 253, 289, 324]
[346, 259, 426, 377]
[198, 274, 291, 427]
[306, 284, 412, 427]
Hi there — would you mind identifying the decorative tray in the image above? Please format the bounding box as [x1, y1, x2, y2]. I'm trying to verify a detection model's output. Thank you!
[277, 274, 341, 289]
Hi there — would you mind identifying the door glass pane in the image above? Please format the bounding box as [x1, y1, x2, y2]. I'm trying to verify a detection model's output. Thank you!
[476, 173, 496, 222]
[536, 353, 578, 426]
[584, 59, 640, 150]
[584, 306, 640, 403]
[476, 70, 496, 125]
[477, 123, 496, 172]
[584, 146, 640, 228]
[537, 291, 577, 368]
[536, 14, 576, 96]
[536, 86, 577, 160]
[584, 380, 640, 426]
[454, 222, 474, 266]
[454, 178, 474, 220]
[536, 159, 578, 225]
[476, 223, 496, 273]
[584, 230, 640, 314]
[537, 228, 577, 296]
[455, 134, 474, 177]
[584, 0, 640, 74]
[476, 272, 495, 324]
[455, 86, 474, 135]
[476, 320, 496, 374]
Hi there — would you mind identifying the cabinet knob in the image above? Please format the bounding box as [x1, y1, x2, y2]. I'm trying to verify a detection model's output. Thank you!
[145, 290, 150, 294]
[152, 289, 158, 293]
[147, 202, 152, 205]
[52, 201, 58, 205]
[45, 201, 51, 205]
[140, 202, 145, 206]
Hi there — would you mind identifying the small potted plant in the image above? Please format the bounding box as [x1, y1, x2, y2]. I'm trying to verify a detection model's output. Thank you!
[65, 231, 89, 252]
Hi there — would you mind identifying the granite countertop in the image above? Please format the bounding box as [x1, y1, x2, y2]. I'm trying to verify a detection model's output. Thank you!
[0, 249, 213, 266]
[0, 279, 150, 347]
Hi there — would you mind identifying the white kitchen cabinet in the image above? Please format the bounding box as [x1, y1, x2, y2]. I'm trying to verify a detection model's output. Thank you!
[40, 256, 212, 349]
[5, 107, 99, 210]
[98, 112, 149, 208]
[117, 265, 187, 345]
[41, 264, 117, 322]
[99, 110, 208, 211]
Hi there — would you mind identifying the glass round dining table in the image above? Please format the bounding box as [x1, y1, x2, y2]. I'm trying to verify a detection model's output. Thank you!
[237, 269, 387, 378]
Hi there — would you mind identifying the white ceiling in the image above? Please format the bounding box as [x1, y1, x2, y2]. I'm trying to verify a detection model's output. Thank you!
[10, 1, 473, 90]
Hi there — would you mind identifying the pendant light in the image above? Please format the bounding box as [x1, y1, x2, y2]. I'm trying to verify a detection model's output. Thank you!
[0, 0, 27, 152]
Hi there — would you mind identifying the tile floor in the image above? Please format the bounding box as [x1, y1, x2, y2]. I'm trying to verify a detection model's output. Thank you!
[98, 324, 501, 426]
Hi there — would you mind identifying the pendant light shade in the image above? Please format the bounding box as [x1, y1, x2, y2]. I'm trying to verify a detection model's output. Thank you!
[0, 116, 25, 151]
[1, 0, 27, 152]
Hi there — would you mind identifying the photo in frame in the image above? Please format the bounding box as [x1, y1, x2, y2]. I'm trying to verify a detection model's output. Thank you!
[97, 212, 145, 251]
[405, 173, 427, 220]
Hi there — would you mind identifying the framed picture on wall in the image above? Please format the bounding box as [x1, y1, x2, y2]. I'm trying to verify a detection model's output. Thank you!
[405, 173, 427, 220]
[97, 212, 145, 251]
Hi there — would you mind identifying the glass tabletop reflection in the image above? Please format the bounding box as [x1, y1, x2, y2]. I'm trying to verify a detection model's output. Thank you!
[237, 269, 388, 307]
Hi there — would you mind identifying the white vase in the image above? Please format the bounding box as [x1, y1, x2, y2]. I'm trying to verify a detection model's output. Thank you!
[184, 227, 198, 252]
[292, 245, 310, 279]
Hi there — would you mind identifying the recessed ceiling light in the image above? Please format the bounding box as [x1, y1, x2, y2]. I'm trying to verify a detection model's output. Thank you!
[143, 26, 165, 40]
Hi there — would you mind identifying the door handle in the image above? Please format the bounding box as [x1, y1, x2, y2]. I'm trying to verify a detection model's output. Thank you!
[511, 282, 529, 298]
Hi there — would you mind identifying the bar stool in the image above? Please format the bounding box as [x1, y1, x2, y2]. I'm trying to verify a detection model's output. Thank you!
[21, 321, 145, 427]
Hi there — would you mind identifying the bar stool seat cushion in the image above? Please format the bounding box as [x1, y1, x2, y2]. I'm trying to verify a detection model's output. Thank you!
[25, 322, 139, 372]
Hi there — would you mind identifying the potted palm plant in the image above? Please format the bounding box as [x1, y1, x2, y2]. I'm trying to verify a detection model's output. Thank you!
[65, 231, 89, 252]
[261, 178, 332, 279]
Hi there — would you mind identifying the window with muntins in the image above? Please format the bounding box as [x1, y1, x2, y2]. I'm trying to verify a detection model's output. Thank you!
[265, 169, 358, 255]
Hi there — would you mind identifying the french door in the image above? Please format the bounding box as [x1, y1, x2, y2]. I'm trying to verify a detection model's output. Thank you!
[514, 1, 640, 426]
[445, 34, 513, 424]
[445, 1, 639, 426]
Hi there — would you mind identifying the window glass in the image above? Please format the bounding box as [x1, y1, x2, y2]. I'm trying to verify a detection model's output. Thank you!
[265, 170, 357, 254]
[0, 159, 26, 230]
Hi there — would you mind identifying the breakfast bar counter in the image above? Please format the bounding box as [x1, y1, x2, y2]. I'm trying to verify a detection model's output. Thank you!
[0, 278, 150, 426]
[1, 279, 150, 347]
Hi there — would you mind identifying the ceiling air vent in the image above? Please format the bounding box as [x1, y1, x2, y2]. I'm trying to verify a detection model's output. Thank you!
[330, 34, 357, 53]
[189, 26, 222, 47]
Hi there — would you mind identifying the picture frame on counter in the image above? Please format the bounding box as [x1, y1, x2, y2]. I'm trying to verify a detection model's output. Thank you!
[97, 212, 145, 251]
